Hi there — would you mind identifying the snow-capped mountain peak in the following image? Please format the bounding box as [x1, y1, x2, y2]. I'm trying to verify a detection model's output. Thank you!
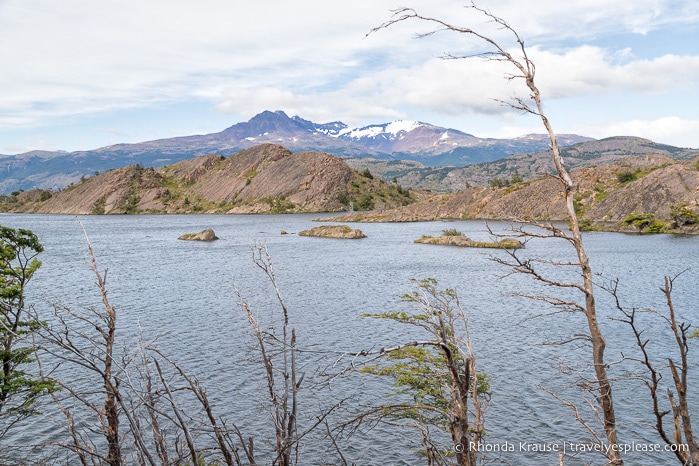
[338, 120, 425, 140]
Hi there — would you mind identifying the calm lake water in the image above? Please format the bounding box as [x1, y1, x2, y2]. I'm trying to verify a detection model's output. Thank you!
[1, 213, 697, 465]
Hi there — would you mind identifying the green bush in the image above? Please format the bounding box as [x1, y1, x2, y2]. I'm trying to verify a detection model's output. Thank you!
[489, 178, 509, 188]
[622, 212, 668, 233]
[261, 195, 296, 214]
[441, 228, 463, 236]
[573, 194, 587, 216]
[616, 171, 638, 184]
[92, 197, 106, 215]
[120, 194, 141, 214]
[645, 220, 668, 234]
[622, 212, 654, 230]
[510, 169, 523, 184]
[354, 193, 375, 211]
[670, 204, 699, 228]
[579, 218, 595, 231]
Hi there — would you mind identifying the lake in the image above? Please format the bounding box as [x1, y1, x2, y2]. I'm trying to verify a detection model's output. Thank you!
[1, 213, 697, 465]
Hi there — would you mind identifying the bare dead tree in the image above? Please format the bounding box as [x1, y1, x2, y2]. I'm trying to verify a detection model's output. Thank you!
[38, 221, 135, 466]
[34, 224, 349, 465]
[40, 264, 241, 464]
[148, 348, 239, 466]
[611, 275, 698, 464]
[370, 4, 622, 464]
[235, 244, 346, 466]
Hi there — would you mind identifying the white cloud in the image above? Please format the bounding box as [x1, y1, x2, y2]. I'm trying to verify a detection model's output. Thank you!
[476, 0, 699, 37]
[1, 0, 699, 149]
[533, 47, 699, 98]
[567, 117, 699, 148]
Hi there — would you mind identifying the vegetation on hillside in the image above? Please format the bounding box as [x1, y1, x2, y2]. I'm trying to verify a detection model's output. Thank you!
[0, 148, 418, 215]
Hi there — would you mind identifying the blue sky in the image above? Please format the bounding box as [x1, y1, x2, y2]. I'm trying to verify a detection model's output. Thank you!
[1, 0, 699, 154]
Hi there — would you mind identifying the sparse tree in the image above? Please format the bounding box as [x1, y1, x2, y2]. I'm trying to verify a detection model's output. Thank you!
[510, 169, 523, 184]
[349, 278, 489, 466]
[0, 225, 57, 441]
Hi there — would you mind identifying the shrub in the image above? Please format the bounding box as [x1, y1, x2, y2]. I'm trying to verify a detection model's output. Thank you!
[622, 212, 655, 230]
[354, 193, 375, 211]
[92, 197, 106, 215]
[670, 204, 699, 228]
[120, 194, 141, 214]
[360, 168, 374, 179]
[441, 228, 463, 236]
[261, 195, 296, 214]
[489, 178, 509, 188]
[573, 194, 587, 216]
[622, 212, 668, 233]
[511, 169, 523, 184]
[645, 220, 668, 234]
[616, 171, 638, 184]
[579, 219, 595, 231]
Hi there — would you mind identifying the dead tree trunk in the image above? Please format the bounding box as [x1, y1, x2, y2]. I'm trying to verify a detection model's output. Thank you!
[370, 4, 621, 464]
[616, 276, 698, 464]
[533, 78, 621, 466]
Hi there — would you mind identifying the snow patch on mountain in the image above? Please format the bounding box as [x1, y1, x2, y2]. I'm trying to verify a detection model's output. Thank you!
[338, 120, 424, 140]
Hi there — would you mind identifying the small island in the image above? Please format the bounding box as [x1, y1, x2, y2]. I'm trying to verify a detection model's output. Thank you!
[299, 225, 366, 239]
[415, 229, 522, 249]
[178, 228, 219, 242]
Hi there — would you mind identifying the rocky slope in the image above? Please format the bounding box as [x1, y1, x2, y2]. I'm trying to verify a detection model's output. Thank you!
[324, 155, 699, 233]
[3, 144, 415, 215]
[375, 137, 699, 192]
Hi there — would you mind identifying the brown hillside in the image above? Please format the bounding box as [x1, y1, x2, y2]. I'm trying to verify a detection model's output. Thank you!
[326, 155, 699, 233]
[6, 144, 415, 215]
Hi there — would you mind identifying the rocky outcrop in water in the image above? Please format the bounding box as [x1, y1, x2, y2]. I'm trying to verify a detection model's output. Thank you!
[414, 234, 522, 249]
[298, 225, 366, 239]
[178, 228, 219, 242]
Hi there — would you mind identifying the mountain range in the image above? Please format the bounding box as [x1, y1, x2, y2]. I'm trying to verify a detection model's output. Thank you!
[0, 110, 594, 193]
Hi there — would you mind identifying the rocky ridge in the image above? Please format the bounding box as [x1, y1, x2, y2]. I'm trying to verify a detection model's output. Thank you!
[324, 155, 699, 233]
[369, 137, 699, 192]
[4, 144, 415, 215]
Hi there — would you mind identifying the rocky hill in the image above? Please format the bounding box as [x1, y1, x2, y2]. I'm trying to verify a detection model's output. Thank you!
[325, 155, 699, 234]
[370, 136, 699, 192]
[2, 144, 415, 215]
